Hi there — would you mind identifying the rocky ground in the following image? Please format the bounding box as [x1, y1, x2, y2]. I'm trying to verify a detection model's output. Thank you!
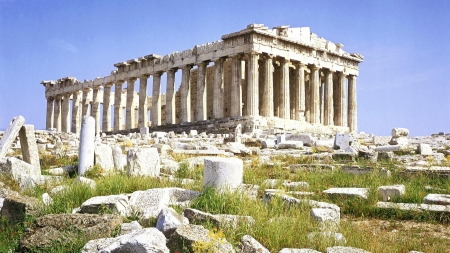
[1, 116, 450, 252]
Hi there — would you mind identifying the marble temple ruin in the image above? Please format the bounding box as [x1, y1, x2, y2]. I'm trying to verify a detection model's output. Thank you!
[41, 24, 363, 135]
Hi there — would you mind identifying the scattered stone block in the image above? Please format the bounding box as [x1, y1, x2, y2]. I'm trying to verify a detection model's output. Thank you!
[290, 164, 335, 172]
[279, 249, 322, 253]
[112, 145, 125, 171]
[341, 165, 374, 175]
[0, 116, 25, 159]
[75, 176, 96, 189]
[0, 188, 41, 225]
[80, 194, 129, 216]
[0, 157, 40, 179]
[392, 128, 409, 138]
[139, 127, 149, 136]
[423, 194, 450, 205]
[286, 133, 316, 147]
[203, 157, 243, 192]
[127, 147, 160, 177]
[326, 246, 371, 253]
[42, 193, 53, 206]
[378, 185, 405, 201]
[323, 188, 369, 199]
[310, 208, 340, 225]
[19, 124, 41, 172]
[157, 207, 189, 237]
[240, 235, 270, 253]
[78, 116, 96, 176]
[308, 232, 346, 245]
[261, 139, 275, 149]
[333, 133, 354, 150]
[120, 220, 142, 235]
[276, 141, 304, 149]
[418, 143, 433, 155]
[183, 208, 254, 229]
[94, 144, 114, 171]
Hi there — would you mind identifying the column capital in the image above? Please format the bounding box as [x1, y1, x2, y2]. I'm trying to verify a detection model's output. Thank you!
[246, 51, 260, 56]
[82, 87, 92, 92]
[63, 93, 72, 98]
[55, 94, 63, 99]
[309, 64, 319, 71]
[166, 68, 178, 74]
[337, 72, 347, 78]
[139, 74, 150, 79]
[181, 64, 194, 71]
[196, 61, 209, 67]
[127, 77, 137, 82]
[115, 80, 125, 85]
[152, 71, 164, 77]
[294, 61, 306, 68]
[104, 82, 114, 88]
[229, 53, 244, 60]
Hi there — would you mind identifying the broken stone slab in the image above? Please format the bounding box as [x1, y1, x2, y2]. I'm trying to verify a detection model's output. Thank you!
[279, 249, 322, 253]
[374, 145, 403, 152]
[127, 147, 160, 177]
[286, 133, 317, 147]
[46, 165, 77, 175]
[94, 144, 114, 171]
[389, 136, 409, 146]
[308, 232, 346, 245]
[0, 157, 40, 179]
[156, 207, 189, 238]
[240, 235, 270, 253]
[418, 143, 433, 155]
[403, 166, 450, 176]
[333, 133, 355, 150]
[310, 208, 340, 224]
[225, 142, 251, 154]
[20, 214, 122, 251]
[423, 194, 450, 205]
[80, 227, 169, 253]
[326, 246, 371, 253]
[263, 191, 340, 212]
[168, 224, 235, 253]
[236, 184, 260, 200]
[19, 124, 41, 172]
[139, 127, 149, 136]
[290, 164, 335, 172]
[172, 149, 226, 155]
[183, 208, 255, 229]
[0, 188, 41, 226]
[276, 141, 304, 149]
[128, 188, 200, 221]
[392, 128, 409, 138]
[261, 139, 276, 149]
[203, 157, 243, 192]
[376, 201, 450, 213]
[0, 115, 25, 159]
[341, 165, 374, 175]
[78, 116, 96, 176]
[17, 174, 63, 191]
[323, 188, 369, 199]
[80, 194, 129, 216]
[75, 176, 96, 189]
[378, 185, 405, 201]
[112, 145, 126, 171]
[120, 220, 142, 235]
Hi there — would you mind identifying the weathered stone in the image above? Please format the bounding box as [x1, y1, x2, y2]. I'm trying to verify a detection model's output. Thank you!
[378, 185, 405, 201]
[333, 133, 354, 150]
[0, 157, 39, 179]
[75, 176, 96, 189]
[17, 174, 62, 191]
[0, 188, 41, 226]
[392, 128, 409, 138]
[78, 116, 96, 175]
[290, 164, 335, 172]
[276, 141, 304, 149]
[326, 246, 371, 253]
[261, 139, 276, 149]
[341, 165, 374, 175]
[183, 208, 255, 229]
[81, 227, 169, 253]
[279, 249, 322, 253]
[120, 220, 142, 235]
[112, 145, 126, 171]
[310, 208, 340, 224]
[423, 194, 450, 205]
[19, 124, 41, 172]
[240, 235, 270, 253]
[204, 157, 243, 192]
[127, 147, 160, 177]
[286, 133, 317, 146]
[418, 143, 433, 155]
[156, 207, 189, 237]
[0, 116, 25, 159]
[308, 232, 346, 244]
[42, 193, 53, 206]
[323, 188, 369, 199]
[20, 214, 122, 251]
[94, 144, 114, 171]
[80, 194, 129, 216]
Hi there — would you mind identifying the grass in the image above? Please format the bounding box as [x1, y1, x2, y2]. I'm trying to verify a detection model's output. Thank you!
[2, 151, 450, 252]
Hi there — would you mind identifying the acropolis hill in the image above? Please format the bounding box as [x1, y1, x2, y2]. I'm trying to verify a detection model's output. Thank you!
[41, 24, 363, 135]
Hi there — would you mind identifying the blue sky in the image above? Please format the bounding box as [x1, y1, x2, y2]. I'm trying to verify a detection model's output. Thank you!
[0, 0, 449, 136]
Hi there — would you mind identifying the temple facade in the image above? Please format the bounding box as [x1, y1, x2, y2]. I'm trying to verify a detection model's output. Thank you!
[41, 24, 363, 135]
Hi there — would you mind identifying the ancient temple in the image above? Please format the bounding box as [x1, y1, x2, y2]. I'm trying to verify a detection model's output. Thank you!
[41, 24, 363, 135]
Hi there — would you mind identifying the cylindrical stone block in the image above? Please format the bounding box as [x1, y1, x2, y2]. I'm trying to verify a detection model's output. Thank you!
[203, 157, 243, 192]
[78, 116, 95, 176]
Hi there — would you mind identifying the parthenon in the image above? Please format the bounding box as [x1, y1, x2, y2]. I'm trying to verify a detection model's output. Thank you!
[41, 24, 363, 135]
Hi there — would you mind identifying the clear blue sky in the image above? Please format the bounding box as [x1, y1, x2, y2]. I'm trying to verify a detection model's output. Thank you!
[0, 0, 449, 136]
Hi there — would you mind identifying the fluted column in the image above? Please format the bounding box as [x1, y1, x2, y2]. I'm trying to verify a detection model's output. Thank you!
[280, 58, 290, 119]
[102, 83, 113, 132]
[295, 63, 306, 121]
[336, 73, 347, 127]
[230, 56, 243, 117]
[309, 66, 320, 124]
[126, 78, 137, 129]
[91, 87, 101, 133]
[348, 75, 357, 132]
[53, 95, 62, 131]
[46, 97, 54, 130]
[246, 52, 259, 116]
[196, 62, 208, 121]
[324, 69, 334, 126]
[61, 93, 71, 132]
[165, 69, 177, 124]
[151, 72, 162, 126]
[114, 81, 124, 131]
[82, 88, 91, 116]
[180, 65, 192, 123]
[261, 55, 274, 117]
[138, 75, 149, 128]
[71, 91, 81, 134]
[213, 58, 224, 119]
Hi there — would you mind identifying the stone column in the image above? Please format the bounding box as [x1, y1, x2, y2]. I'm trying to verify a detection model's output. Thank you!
[336, 72, 347, 127]
[61, 93, 71, 132]
[305, 77, 310, 122]
[138, 75, 149, 128]
[213, 58, 224, 119]
[230, 56, 242, 117]
[53, 95, 62, 131]
[324, 69, 334, 126]
[260, 55, 274, 117]
[46, 97, 54, 130]
[196, 62, 208, 121]
[114, 81, 124, 131]
[102, 83, 113, 132]
[152, 72, 162, 126]
[72, 91, 81, 134]
[82, 88, 91, 116]
[166, 69, 177, 124]
[246, 52, 259, 116]
[320, 81, 324, 124]
[348, 75, 357, 132]
[180, 65, 192, 123]
[92, 87, 101, 133]
[280, 58, 290, 119]
[126, 78, 137, 129]
[295, 63, 306, 121]
[309, 66, 320, 124]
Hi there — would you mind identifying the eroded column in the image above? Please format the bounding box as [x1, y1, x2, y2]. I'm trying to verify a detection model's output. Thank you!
[196, 62, 208, 121]
[213, 58, 224, 119]
[336, 73, 347, 127]
[348, 75, 357, 132]
[91, 87, 101, 133]
[152, 72, 162, 126]
[72, 91, 81, 134]
[46, 97, 54, 130]
[230, 56, 242, 117]
[324, 69, 334, 126]
[61, 93, 71, 132]
[180, 65, 192, 123]
[114, 81, 124, 131]
[53, 95, 62, 131]
[138, 75, 149, 128]
[309, 66, 320, 124]
[126, 78, 137, 129]
[166, 69, 177, 124]
[280, 58, 290, 119]
[260, 55, 274, 117]
[247, 52, 259, 116]
[102, 83, 113, 132]
[82, 88, 91, 116]
[295, 63, 306, 121]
